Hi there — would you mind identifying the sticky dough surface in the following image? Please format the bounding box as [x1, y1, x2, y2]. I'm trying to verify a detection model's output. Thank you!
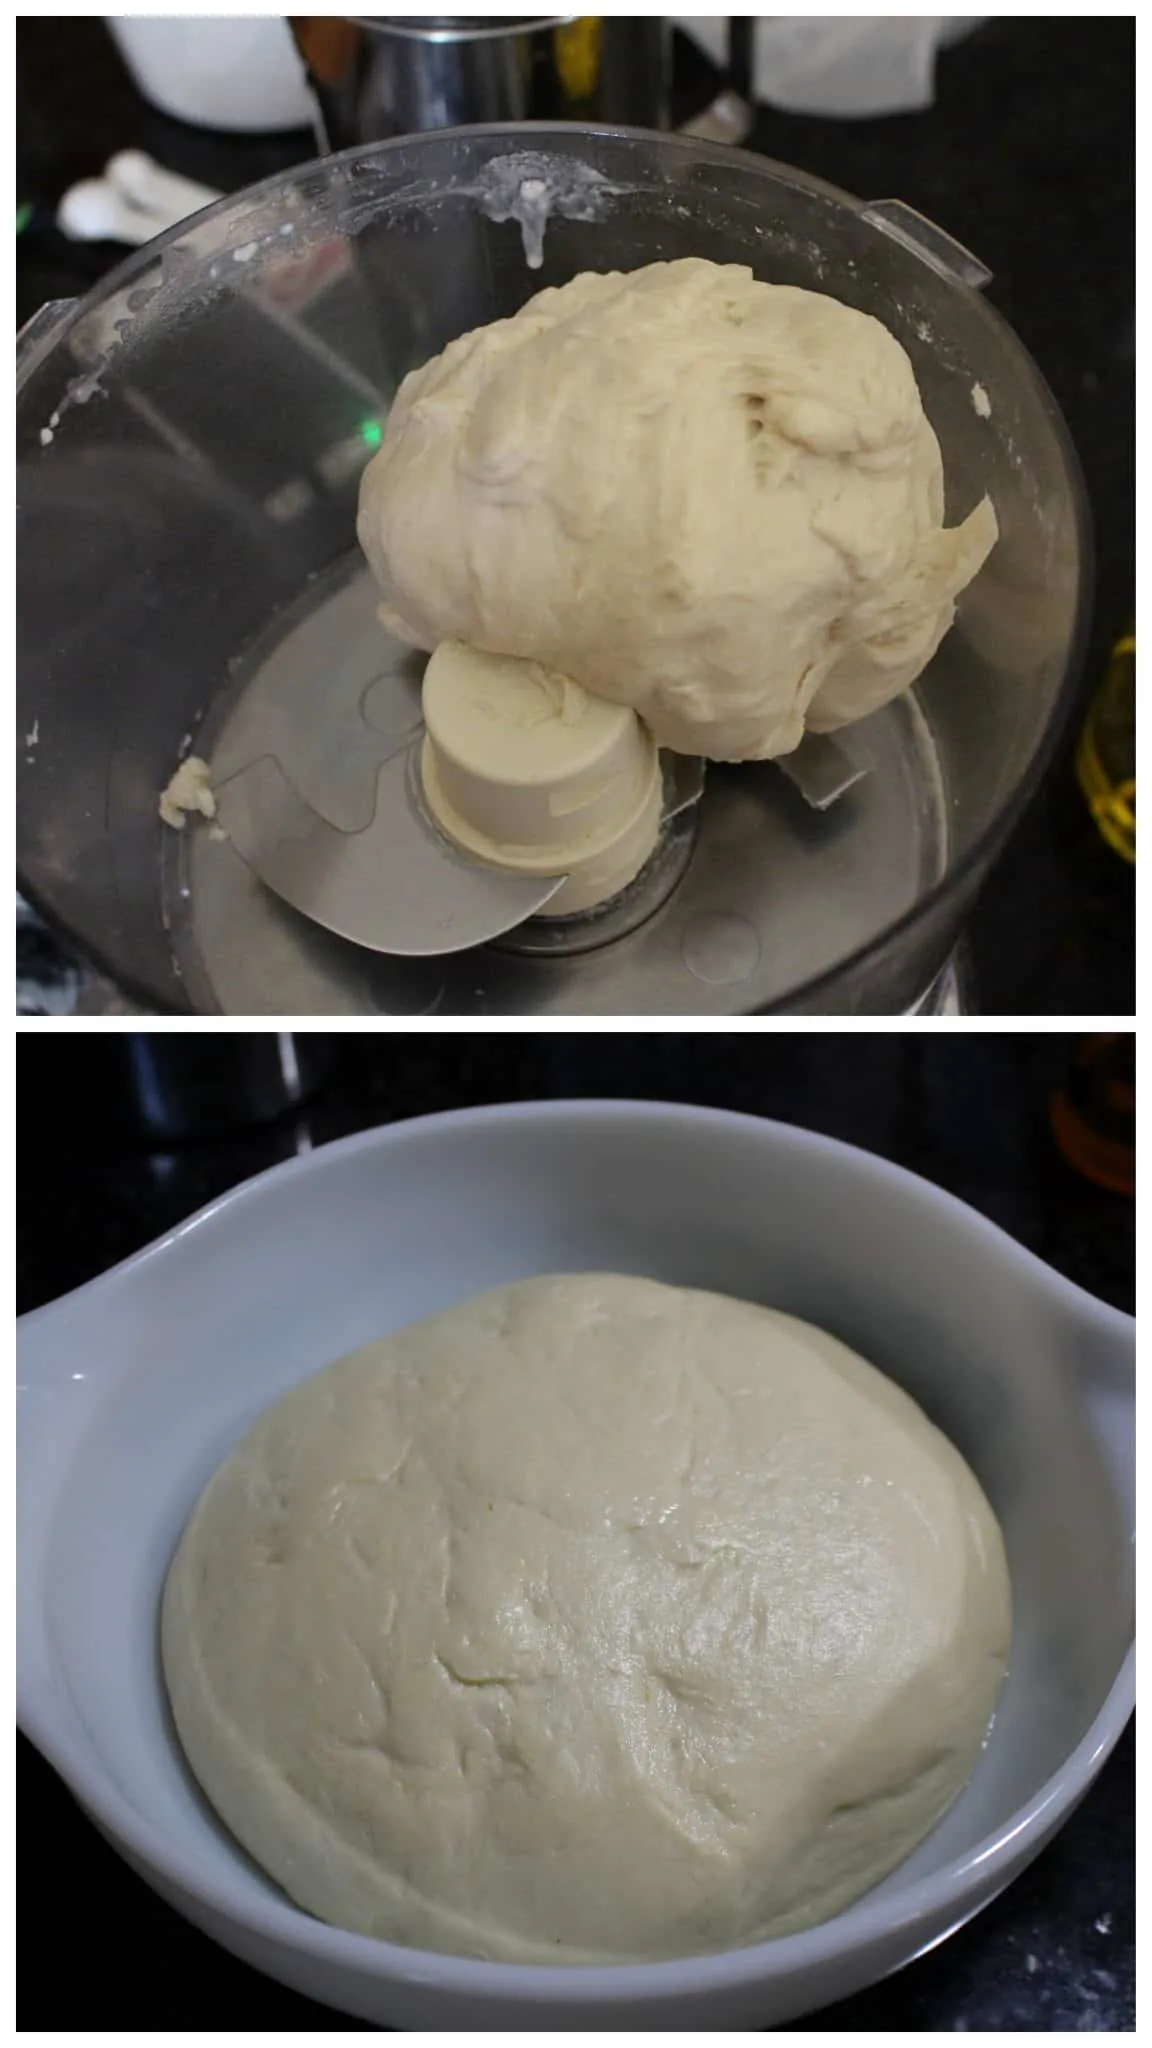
[162, 1274, 1011, 1964]
[357, 259, 998, 762]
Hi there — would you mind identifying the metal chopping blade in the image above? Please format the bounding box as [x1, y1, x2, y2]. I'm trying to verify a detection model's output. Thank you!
[206, 571, 566, 955]
[774, 732, 868, 810]
[213, 746, 568, 956]
[204, 562, 867, 960]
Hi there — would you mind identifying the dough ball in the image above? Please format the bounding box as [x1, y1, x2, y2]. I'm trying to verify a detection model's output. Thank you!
[357, 260, 998, 762]
[162, 1274, 1010, 1964]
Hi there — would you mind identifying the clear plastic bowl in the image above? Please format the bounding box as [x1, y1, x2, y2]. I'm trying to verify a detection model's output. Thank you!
[16, 127, 1090, 1013]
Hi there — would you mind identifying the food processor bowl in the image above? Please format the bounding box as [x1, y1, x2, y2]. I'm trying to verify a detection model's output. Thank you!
[16, 127, 1089, 1014]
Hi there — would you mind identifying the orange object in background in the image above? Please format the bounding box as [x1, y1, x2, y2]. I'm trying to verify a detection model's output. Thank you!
[1051, 1034, 1135, 1196]
[290, 17, 361, 89]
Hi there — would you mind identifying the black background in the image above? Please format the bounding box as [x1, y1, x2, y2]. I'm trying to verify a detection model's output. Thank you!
[16, 16, 1134, 1015]
[17, 1031, 1134, 2030]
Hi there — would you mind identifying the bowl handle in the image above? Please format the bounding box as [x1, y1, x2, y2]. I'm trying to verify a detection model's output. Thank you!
[1060, 1293, 1135, 1533]
[860, 199, 992, 290]
[17, 298, 78, 381]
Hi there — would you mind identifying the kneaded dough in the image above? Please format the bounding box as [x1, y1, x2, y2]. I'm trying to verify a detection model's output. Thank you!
[357, 259, 998, 762]
[162, 1274, 1010, 1964]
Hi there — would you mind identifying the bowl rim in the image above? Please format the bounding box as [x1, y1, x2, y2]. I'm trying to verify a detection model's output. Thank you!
[17, 1099, 1135, 2002]
[17, 1097, 1134, 1340]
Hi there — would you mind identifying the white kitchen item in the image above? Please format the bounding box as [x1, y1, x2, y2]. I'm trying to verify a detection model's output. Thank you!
[17, 1102, 1134, 2030]
[107, 150, 224, 225]
[675, 17, 987, 118]
[106, 16, 316, 134]
[58, 152, 223, 245]
[56, 180, 171, 247]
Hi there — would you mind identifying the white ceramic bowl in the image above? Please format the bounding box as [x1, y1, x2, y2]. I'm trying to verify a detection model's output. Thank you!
[17, 1102, 1134, 2030]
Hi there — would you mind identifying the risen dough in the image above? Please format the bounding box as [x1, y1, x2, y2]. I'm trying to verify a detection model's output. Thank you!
[162, 1274, 1010, 1964]
[357, 259, 998, 762]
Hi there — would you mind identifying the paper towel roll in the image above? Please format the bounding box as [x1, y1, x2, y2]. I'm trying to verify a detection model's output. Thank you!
[106, 17, 316, 133]
[674, 17, 986, 118]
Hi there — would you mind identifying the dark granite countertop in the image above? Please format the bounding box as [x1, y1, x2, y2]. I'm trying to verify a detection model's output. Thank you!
[17, 1033, 1134, 2029]
[16, 17, 1134, 1016]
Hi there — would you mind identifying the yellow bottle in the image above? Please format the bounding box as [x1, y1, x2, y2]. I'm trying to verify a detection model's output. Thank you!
[1077, 624, 1135, 863]
[554, 19, 603, 104]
